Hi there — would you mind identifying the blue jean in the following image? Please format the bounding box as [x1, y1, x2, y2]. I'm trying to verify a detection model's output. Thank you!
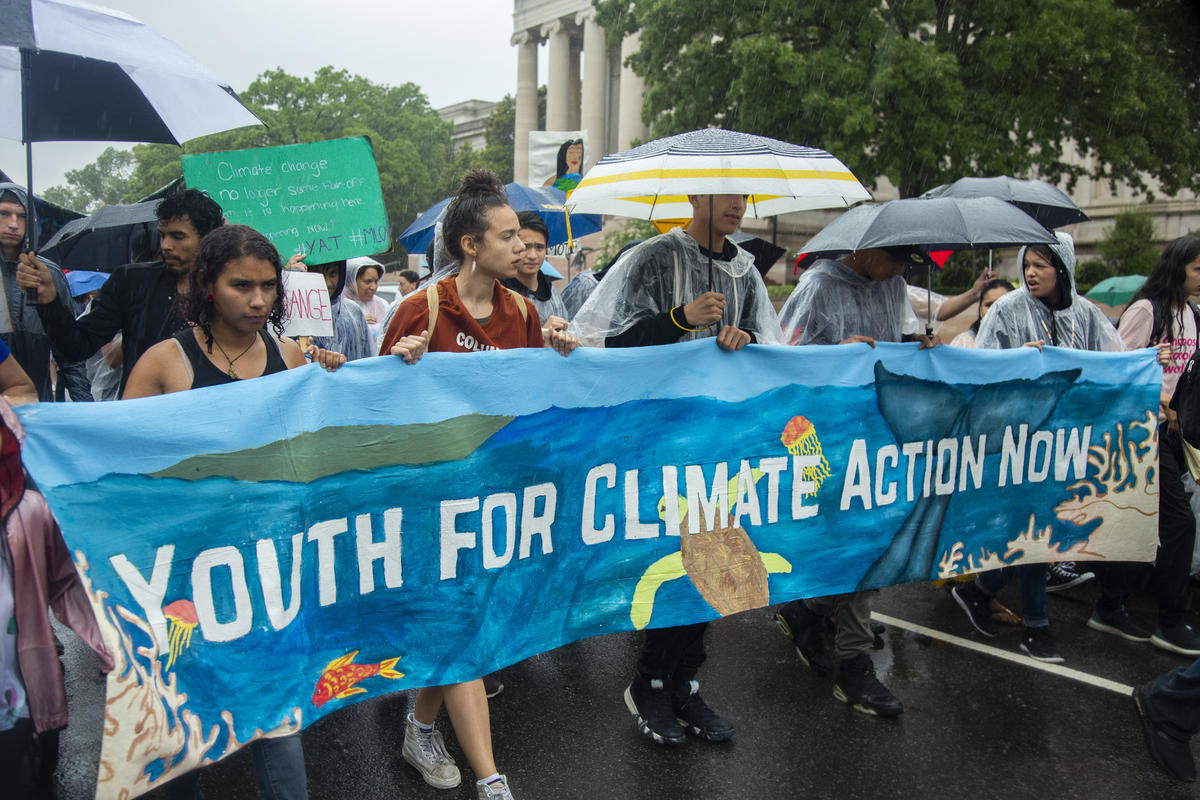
[1145, 657, 1200, 741]
[976, 563, 1048, 628]
[163, 734, 307, 800]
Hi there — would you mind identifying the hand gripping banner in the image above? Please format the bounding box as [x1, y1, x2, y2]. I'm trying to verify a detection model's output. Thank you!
[15, 341, 1160, 797]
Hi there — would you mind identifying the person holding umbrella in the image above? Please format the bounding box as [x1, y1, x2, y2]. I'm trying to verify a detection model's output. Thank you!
[774, 245, 934, 717]
[16, 189, 225, 396]
[0, 183, 75, 401]
[572, 194, 781, 747]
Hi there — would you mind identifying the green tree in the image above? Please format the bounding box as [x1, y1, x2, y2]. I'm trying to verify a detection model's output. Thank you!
[126, 67, 455, 236]
[1098, 209, 1159, 275]
[42, 147, 136, 212]
[594, 0, 1200, 199]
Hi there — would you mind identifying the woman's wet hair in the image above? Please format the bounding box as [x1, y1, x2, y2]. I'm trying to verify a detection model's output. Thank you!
[1024, 244, 1060, 270]
[1130, 235, 1200, 343]
[971, 278, 1016, 333]
[441, 169, 509, 262]
[356, 262, 383, 281]
[185, 225, 287, 347]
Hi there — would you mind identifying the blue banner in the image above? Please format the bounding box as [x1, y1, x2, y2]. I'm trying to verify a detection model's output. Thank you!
[16, 341, 1160, 797]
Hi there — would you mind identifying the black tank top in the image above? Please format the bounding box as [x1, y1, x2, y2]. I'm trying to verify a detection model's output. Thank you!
[174, 328, 288, 389]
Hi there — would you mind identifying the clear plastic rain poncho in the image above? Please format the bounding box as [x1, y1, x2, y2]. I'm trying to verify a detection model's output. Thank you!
[569, 227, 783, 346]
[975, 231, 1123, 352]
[778, 258, 922, 345]
[560, 270, 599, 319]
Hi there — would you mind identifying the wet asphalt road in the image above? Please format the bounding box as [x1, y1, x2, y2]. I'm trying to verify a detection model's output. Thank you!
[38, 577, 1200, 799]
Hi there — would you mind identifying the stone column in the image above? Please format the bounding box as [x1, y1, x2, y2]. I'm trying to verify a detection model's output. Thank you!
[512, 29, 539, 185]
[568, 36, 582, 130]
[543, 20, 571, 131]
[617, 32, 650, 150]
[578, 9, 608, 169]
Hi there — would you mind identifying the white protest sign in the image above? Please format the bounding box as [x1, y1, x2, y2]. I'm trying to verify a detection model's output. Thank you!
[282, 271, 334, 337]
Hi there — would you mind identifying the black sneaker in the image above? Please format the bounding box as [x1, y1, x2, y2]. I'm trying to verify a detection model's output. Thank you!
[1088, 607, 1152, 642]
[1020, 626, 1064, 663]
[673, 680, 735, 742]
[1134, 684, 1196, 781]
[1151, 623, 1200, 657]
[624, 674, 685, 745]
[1046, 561, 1095, 592]
[775, 603, 832, 676]
[832, 654, 903, 717]
[951, 582, 998, 637]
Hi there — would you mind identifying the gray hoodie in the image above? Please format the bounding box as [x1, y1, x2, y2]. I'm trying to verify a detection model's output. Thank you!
[0, 183, 77, 399]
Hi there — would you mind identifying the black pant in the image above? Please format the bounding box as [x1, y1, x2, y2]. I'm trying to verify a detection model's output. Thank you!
[637, 622, 708, 687]
[1098, 427, 1195, 628]
[0, 718, 33, 786]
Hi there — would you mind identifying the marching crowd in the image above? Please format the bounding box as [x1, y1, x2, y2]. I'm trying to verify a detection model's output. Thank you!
[2, 167, 1200, 797]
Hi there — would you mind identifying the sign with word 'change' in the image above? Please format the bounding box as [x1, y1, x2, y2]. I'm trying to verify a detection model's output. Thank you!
[182, 137, 391, 262]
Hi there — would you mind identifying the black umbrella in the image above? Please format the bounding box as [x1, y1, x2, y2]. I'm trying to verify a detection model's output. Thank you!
[729, 232, 787, 278]
[920, 176, 1089, 230]
[40, 201, 160, 271]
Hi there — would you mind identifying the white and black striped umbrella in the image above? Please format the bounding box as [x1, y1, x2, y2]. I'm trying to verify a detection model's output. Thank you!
[1, 0, 263, 146]
[566, 128, 872, 220]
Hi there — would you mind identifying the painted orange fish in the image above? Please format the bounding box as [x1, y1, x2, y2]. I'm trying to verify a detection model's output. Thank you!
[311, 650, 403, 707]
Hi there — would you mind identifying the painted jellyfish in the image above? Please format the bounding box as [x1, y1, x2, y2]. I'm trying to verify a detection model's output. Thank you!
[163, 599, 199, 669]
[780, 415, 831, 493]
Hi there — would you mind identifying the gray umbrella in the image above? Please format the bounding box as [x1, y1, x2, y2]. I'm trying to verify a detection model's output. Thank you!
[800, 196, 1058, 256]
[800, 196, 1058, 336]
[920, 176, 1089, 230]
[40, 200, 160, 271]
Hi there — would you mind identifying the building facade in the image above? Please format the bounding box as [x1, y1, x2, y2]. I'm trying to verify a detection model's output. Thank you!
[437, 99, 497, 154]
[511, 0, 649, 184]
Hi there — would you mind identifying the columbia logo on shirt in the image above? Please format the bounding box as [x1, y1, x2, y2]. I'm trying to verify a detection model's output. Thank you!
[455, 331, 498, 352]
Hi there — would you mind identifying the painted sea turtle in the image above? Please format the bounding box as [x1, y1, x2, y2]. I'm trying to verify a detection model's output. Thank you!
[630, 470, 792, 629]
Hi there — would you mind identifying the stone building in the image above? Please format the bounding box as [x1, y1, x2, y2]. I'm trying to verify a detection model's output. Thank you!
[511, 0, 648, 184]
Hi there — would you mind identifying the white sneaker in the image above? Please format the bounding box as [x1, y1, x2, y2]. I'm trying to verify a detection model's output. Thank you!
[402, 712, 461, 789]
[477, 775, 515, 799]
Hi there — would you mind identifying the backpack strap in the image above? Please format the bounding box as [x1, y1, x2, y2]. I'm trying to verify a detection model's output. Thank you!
[1189, 301, 1200, 350]
[503, 287, 529, 322]
[426, 284, 440, 338]
[1149, 297, 1163, 345]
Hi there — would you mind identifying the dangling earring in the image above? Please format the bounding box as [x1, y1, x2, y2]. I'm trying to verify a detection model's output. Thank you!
[206, 292, 213, 302]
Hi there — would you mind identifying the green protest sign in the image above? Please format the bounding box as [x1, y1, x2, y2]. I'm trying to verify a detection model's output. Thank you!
[181, 137, 391, 260]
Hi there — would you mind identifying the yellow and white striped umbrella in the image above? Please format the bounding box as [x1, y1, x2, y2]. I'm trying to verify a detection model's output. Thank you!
[566, 129, 872, 220]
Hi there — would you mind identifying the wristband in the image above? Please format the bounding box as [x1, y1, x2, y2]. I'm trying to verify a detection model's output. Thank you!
[670, 306, 707, 332]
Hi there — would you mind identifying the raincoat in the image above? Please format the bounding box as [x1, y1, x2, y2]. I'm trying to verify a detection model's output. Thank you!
[0, 398, 113, 732]
[975, 232, 1122, 351]
[0, 183, 76, 400]
[503, 270, 568, 324]
[344, 257, 389, 348]
[560, 269, 598, 319]
[308, 261, 373, 361]
[570, 227, 782, 347]
[778, 258, 921, 345]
